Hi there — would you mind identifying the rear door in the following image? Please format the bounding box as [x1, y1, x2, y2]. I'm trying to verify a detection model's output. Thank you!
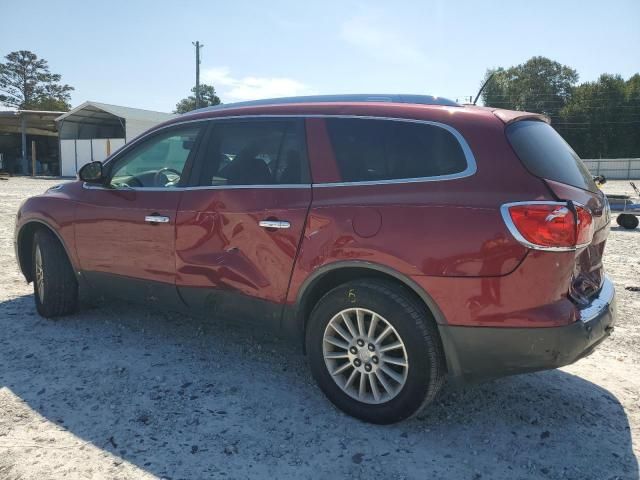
[175, 118, 312, 325]
[506, 120, 609, 303]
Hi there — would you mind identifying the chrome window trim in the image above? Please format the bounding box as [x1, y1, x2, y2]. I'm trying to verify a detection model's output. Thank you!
[90, 114, 476, 191]
[500, 200, 592, 252]
[82, 182, 311, 191]
[308, 115, 477, 187]
[186, 184, 311, 190]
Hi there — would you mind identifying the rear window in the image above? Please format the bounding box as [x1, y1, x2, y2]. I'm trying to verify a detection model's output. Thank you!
[506, 120, 597, 193]
[326, 118, 468, 183]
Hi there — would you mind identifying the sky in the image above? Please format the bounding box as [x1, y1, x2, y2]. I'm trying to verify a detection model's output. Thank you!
[1, 0, 639, 112]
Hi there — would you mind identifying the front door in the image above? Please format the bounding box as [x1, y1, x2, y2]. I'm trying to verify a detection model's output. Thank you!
[74, 124, 204, 304]
[175, 118, 312, 325]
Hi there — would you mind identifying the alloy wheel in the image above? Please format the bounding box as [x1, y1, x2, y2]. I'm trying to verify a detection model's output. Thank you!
[322, 308, 409, 404]
[35, 245, 44, 302]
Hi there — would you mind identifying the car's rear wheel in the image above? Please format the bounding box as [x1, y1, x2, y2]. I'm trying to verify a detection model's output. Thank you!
[616, 213, 639, 229]
[32, 229, 78, 318]
[306, 279, 445, 424]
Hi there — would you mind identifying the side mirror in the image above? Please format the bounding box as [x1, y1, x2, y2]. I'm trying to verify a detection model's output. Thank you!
[78, 161, 104, 183]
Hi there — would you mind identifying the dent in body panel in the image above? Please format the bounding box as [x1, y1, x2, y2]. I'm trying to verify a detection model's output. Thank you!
[175, 187, 311, 306]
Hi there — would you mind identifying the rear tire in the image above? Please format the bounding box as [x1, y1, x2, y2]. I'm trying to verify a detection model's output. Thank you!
[616, 214, 639, 229]
[32, 229, 78, 318]
[306, 279, 445, 424]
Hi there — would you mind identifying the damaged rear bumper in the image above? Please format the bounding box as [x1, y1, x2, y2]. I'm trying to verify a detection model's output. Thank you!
[439, 277, 616, 382]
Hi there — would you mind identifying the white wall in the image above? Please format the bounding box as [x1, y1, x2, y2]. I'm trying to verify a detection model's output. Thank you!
[60, 140, 76, 177]
[125, 119, 159, 142]
[75, 140, 92, 172]
[60, 138, 125, 177]
[583, 158, 640, 180]
[91, 138, 126, 162]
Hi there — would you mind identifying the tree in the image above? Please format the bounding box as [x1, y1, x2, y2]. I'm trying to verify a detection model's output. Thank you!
[0, 50, 74, 111]
[174, 84, 221, 113]
[480, 56, 640, 157]
[481, 56, 579, 118]
[560, 74, 639, 158]
[623, 73, 640, 157]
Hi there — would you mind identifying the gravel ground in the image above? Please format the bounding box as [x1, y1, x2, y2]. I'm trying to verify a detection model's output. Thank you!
[0, 177, 638, 480]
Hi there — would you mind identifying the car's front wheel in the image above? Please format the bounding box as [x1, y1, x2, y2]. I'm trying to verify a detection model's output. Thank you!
[306, 279, 445, 424]
[32, 229, 78, 318]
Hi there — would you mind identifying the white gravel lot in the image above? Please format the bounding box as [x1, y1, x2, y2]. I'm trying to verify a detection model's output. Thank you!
[0, 177, 639, 480]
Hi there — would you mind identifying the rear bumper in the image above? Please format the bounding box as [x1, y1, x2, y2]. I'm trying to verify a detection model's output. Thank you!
[439, 277, 616, 382]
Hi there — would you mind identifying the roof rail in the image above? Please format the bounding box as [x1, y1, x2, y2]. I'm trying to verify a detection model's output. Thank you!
[193, 94, 460, 113]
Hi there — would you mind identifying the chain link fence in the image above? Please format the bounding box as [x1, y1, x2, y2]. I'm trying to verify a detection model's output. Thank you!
[583, 158, 640, 180]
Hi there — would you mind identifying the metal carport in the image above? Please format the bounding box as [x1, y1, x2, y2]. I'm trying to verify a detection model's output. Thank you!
[55, 101, 175, 176]
[0, 110, 63, 174]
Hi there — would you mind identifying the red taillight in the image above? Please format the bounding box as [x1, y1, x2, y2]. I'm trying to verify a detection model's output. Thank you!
[502, 202, 593, 251]
[575, 205, 594, 246]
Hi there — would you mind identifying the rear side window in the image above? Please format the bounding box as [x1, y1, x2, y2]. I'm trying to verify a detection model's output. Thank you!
[506, 120, 597, 193]
[325, 118, 468, 183]
[200, 119, 309, 186]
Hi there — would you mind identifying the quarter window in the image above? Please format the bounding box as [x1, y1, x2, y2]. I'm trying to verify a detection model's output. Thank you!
[506, 120, 598, 193]
[325, 118, 468, 182]
[200, 120, 309, 186]
[108, 125, 201, 188]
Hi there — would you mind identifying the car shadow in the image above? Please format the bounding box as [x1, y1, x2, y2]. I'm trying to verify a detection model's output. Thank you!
[0, 294, 637, 479]
[611, 225, 640, 233]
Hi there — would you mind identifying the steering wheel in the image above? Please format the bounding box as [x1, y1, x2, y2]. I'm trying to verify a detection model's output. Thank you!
[153, 167, 182, 187]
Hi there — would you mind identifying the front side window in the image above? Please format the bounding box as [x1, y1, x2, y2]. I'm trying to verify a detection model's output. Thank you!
[199, 120, 309, 186]
[108, 125, 201, 188]
[326, 118, 468, 183]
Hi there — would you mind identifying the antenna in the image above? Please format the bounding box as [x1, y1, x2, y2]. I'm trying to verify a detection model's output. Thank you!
[473, 73, 494, 105]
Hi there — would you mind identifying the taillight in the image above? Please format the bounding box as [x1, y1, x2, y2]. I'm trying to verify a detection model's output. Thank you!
[501, 202, 593, 251]
[575, 205, 594, 246]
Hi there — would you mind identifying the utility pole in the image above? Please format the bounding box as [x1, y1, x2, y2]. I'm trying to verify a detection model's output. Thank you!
[192, 41, 204, 109]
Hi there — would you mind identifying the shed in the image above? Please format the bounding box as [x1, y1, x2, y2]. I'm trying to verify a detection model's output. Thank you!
[55, 101, 175, 176]
[0, 110, 63, 174]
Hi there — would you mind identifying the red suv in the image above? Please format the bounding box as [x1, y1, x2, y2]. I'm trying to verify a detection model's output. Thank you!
[14, 95, 615, 424]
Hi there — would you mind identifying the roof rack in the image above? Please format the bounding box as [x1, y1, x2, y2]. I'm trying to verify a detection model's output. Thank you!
[194, 94, 460, 113]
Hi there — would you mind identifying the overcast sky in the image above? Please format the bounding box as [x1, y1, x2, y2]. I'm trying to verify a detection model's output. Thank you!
[2, 0, 639, 112]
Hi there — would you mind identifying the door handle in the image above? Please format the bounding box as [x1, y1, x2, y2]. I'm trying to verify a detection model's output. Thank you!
[259, 220, 290, 229]
[145, 215, 170, 224]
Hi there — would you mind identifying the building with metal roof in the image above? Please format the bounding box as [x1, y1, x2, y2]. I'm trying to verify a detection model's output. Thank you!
[55, 101, 175, 176]
[0, 110, 64, 174]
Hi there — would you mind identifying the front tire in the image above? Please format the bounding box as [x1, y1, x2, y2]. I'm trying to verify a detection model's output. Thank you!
[306, 280, 446, 424]
[32, 229, 78, 318]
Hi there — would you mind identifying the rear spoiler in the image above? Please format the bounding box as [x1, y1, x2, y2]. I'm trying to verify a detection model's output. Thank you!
[492, 109, 550, 125]
[463, 105, 551, 125]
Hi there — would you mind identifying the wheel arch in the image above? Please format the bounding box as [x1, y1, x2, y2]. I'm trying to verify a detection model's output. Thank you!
[287, 261, 447, 351]
[16, 220, 77, 283]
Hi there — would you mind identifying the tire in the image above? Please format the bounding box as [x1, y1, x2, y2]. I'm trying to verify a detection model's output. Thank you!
[32, 229, 78, 318]
[616, 214, 639, 229]
[306, 279, 446, 424]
